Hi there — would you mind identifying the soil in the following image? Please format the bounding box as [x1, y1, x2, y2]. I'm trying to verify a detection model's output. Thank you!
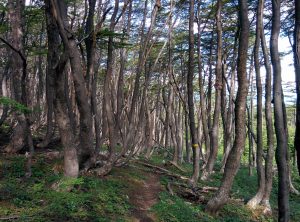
[128, 173, 161, 222]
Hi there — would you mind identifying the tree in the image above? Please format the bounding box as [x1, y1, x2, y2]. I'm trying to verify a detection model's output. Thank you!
[247, 0, 265, 209]
[201, 0, 223, 180]
[260, 0, 275, 212]
[294, 0, 300, 176]
[205, 0, 249, 214]
[271, 0, 290, 220]
[44, 0, 79, 177]
[188, 0, 200, 185]
[4, 0, 28, 154]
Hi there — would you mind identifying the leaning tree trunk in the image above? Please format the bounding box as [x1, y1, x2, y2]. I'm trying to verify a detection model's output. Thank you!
[294, 0, 300, 176]
[205, 0, 249, 214]
[260, 8, 275, 213]
[52, 0, 95, 167]
[271, 0, 290, 221]
[104, 0, 119, 159]
[220, 27, 238, 173]
[44, 0, 78, 178]
[202, 0, 223, 180]
[247, 0, 265, 209]
[188, 0, 200, 185]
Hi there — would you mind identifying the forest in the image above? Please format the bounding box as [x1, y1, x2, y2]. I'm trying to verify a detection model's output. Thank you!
[0, 0, 299, 221]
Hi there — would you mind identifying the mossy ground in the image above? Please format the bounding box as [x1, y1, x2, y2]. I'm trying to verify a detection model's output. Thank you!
[0, 152, 299, 221]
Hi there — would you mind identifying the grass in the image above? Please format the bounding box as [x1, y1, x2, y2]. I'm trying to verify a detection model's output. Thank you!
[0, 154, 132, 222]
[148, 153, 300, 222]
[0, 151, 299, 221]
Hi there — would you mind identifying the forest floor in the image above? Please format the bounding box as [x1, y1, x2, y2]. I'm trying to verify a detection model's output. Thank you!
[0, 147, 300, 222]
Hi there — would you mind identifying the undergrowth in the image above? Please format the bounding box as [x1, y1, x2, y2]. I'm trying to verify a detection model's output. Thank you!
[0, 152, 299, 221]
[0, 155, 131, 222]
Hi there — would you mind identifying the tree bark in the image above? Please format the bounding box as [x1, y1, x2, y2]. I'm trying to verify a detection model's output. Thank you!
[260, 3, 275, 212]
[188, 0, 200, 185]
[196, 1, 210, 165]
[247, 0, 265, 209]
[205, 0, 249, 214]
[202, 0, 223, 180]
[51, 0, 94, 165]
[4, 0, 28, 154]
[271, 0, 290, 220]
[294, 0, 300, 176]
[44, 0, 78, 177]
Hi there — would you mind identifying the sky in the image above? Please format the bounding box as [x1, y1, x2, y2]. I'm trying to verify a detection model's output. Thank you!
[279, 37, 295, 83]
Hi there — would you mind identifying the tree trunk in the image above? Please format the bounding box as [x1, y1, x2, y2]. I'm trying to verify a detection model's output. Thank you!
[37, 38, 55, 148]
[196, 2, 210, 165]
[104, 0, 119, 158]
[247, 0, 265, 209]
[260, 3, 275, 213]
[4, 0, 28, 154]
[188, 0, 200, 185]
[271, 0, 290, 220]
[294, 0, 300, 176]
[51, 0, 94, 165]
[44, 0, 78, 177]
[205, 0, 249, 214]
[202, 0, 223, 180]
[220, 28, 238, 172]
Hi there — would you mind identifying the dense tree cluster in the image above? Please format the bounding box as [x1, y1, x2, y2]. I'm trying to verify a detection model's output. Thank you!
[0, 0, 298, 220]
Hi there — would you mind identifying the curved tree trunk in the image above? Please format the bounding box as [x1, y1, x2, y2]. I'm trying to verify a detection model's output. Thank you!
[44, 0, 78, 178]
[247, 0, 265, 209]
[205, 0, 249, 214]
[202, 0, 223, 180]
[270, 0, 290, 221]
[51, 0, 94, 166]
[260, 6, 275, 213]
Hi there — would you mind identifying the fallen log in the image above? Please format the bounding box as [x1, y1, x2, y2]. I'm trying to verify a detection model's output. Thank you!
[134, 160, 189, 181]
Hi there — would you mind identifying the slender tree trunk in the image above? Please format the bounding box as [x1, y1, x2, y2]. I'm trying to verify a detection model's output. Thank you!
[271, 0, 289, 220]
[247, 0, 265, 208]
[248, 76, 254, 175]
[207, 31, 214, 133]
[260, 3, 275, 213]
[294, 0, 300, 176]
[197, 2, 210, 165]
[220, 28, 238, 172]
[0, 65, 9, 126]
[185, 110, 191, 163]
[205, 0, 249, 214]
[37, 42, 55, 148]
[104, 0, 119, 158]
[188, 0, 200, 185]
[202, 0, 223, 180]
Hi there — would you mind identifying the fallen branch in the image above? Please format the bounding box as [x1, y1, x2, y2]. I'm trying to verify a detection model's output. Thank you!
[134, 160, 189, 181]
[0, 215, 20, 220]
[167, 161, 187, 173]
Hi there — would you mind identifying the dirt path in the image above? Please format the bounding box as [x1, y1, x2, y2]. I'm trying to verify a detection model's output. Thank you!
[128, 173, 161, 222]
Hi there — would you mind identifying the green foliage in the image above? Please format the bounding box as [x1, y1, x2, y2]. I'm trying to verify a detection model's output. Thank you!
[0, 97, 31, 114]
[0, 155, 132, 222]
[152, 192, 205, 222]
